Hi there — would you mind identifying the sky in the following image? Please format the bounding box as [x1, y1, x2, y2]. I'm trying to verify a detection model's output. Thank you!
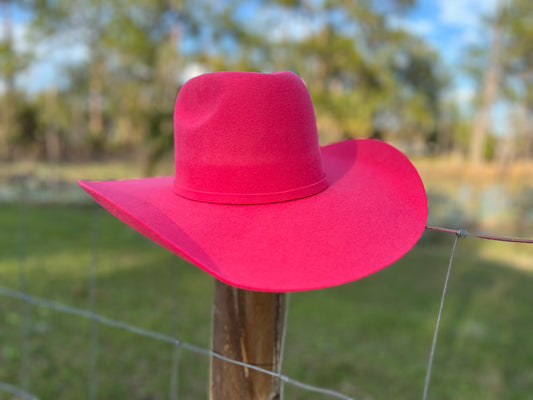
[399, 0, 498, 59]
[3, 0, 499, 108]
[394, 0, 499, 107]
[398, 0, 504, 132]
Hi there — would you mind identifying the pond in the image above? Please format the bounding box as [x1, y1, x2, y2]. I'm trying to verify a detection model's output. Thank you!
[426, 181, 533, 237]
[1, 175, 532, 237]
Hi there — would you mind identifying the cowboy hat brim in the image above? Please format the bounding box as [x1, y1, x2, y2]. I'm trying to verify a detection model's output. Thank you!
[79, 138, 427, 292]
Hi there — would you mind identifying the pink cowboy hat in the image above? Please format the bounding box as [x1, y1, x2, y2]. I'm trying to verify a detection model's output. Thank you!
[79, 71, 427, 292]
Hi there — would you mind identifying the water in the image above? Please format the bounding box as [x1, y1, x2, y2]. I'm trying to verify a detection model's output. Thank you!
[0, 177, 91, 205]
[1, 176, 532, 236]
[426, 181, 533, 237]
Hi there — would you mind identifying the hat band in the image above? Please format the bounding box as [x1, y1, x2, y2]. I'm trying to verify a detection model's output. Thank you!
[174, 175, 328, 205]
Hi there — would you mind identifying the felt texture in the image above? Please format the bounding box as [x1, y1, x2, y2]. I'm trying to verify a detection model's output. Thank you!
[79, 71, 428, 292]
[173, 71, 327, 204]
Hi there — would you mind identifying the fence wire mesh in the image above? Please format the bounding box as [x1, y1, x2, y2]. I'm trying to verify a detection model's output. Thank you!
[1, 184, 532, 400]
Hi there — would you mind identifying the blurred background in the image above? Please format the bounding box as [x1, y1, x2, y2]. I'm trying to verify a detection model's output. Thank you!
[2, 1, 533, 399]
[1, 0, 533, 233]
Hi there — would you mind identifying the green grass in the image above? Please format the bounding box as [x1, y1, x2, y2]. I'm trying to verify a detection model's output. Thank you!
[1, 203, 533, 399]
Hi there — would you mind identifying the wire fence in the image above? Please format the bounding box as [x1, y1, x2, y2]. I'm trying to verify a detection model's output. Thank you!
[1, 186, 532, 400]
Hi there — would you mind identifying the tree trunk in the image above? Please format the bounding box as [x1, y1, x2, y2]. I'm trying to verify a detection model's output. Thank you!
[89, 57, 104, 147]
[469, 16, 502, 166]
[1, 0, 14, 159]
[527, 105, 533, 159]
[44, 88, 61, 161]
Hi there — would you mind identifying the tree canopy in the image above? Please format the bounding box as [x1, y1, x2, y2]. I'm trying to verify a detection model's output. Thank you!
[1, 0, 532, 166]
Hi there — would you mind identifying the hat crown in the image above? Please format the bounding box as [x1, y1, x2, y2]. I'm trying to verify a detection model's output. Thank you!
[173, 71, 327, 204]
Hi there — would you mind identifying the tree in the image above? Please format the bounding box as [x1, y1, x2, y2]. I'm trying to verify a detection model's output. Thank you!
[466, 0, 533, 165]
[498, 0, 533, 160]
[15, 0, 445, 164]
[0, 0, 32, 159]
[468, 12, 502, 166]
[25, 0, 196, 157]
[210, 0, 445, 145]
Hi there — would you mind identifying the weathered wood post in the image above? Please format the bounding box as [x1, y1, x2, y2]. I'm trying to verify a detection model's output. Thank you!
[210, 279, 286, 400]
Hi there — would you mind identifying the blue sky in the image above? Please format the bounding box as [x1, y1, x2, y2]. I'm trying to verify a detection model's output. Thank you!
[393, 0, 498, 107]
[399, 0, 497, 62]
[3, 0, 498, 108]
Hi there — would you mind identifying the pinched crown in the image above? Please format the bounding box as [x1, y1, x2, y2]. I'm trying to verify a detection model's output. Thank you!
[173, 71, 328, 204]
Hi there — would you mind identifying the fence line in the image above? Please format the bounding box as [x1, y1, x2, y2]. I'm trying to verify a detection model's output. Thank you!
[169, 260, 181, 400]
[2, 185, 532, 400]
[426, 225, 533, 243]
[0, 381, 39, 400]
[88, 207, 100, 400]
[422, 233, 460, 400]
[0, 285, 355, 400]
[17, 184, 32, 394]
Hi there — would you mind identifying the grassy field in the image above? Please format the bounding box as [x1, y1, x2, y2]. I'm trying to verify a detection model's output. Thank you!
[1, 200, 533, 400]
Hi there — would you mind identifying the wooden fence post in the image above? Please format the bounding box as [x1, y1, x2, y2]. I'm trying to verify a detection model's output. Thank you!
[210, 279, 286, 400]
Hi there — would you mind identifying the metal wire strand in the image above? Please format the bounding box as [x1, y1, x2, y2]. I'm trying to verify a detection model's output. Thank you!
[422, 231, 461, 400]
[0, 286, 354, 400]
[18, 181, 31, 392]
[169, 260, 181, 400]
[0, 381, 39, 400]
[7, 221, 531, 400]
[88, 207, 101, 400]
[426, 225, 533, 244]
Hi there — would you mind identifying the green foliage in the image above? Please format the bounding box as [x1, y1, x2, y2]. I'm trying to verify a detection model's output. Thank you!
[0, 39, 31, 79]
[463, 0, 533, 164]
[1, 0, 450, 163]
